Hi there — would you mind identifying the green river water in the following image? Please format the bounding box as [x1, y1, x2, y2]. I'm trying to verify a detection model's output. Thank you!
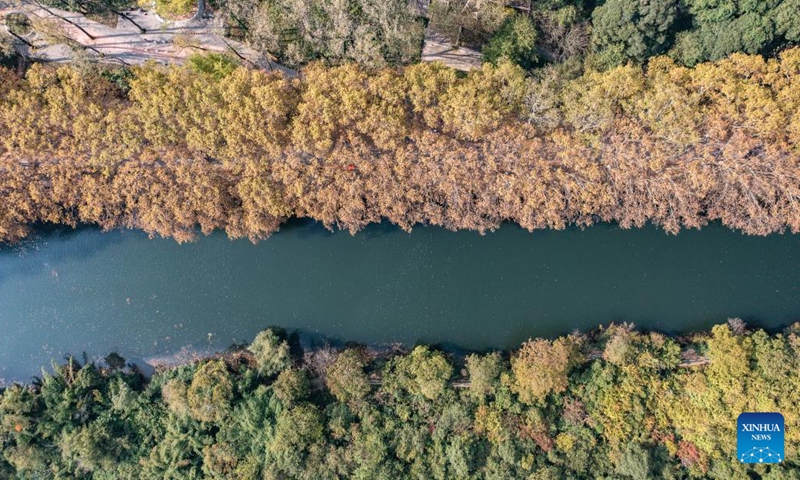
[1, 221, 799, 381]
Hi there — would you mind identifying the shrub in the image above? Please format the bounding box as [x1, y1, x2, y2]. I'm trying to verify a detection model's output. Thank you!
[187, 53, 239, 80]
[153, 0, 196, 18]
[4, 13, 32, 36]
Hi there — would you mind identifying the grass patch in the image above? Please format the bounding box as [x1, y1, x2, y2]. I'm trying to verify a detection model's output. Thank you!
[154, 0, 197, 19]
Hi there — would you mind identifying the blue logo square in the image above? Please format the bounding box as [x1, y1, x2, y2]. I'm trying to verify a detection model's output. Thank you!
[738, 412, 784, 463]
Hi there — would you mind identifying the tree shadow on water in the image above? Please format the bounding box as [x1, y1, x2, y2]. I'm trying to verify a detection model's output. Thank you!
[275, 217, 405, 240]
[274, 218, 334, 238]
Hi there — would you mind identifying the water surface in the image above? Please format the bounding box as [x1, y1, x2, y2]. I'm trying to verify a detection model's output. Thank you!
[1, 221, 799, 381]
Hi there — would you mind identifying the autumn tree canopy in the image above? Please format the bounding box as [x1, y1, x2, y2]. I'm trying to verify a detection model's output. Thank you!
[1, 49, 800, 245]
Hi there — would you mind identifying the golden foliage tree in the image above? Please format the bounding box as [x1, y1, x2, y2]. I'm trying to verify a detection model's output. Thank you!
[511, 337, 580, 405]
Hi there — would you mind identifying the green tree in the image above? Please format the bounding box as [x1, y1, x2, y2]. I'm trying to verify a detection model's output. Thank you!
[187, 360, 234, 423]
[58, 418, 127, 473]
[269, 403, 325, 476]
[465, 352, 504, 401]
[272, 368, 310, 406]
[670, 0, 800, 65]
[591, 0, 679, 68]
[326, 349, 371, 403]
[774, 0, 800, 42]
[5, 13, 32, 36]
[385, 346, 453, 401]
[483, 15, 538, 69]
[248, 329, 292, 377]
[615, 442, 651, 480]
[202, 442, 239, 479]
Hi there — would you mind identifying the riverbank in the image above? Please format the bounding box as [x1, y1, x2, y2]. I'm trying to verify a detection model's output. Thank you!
[1, 321, 796, 478]
[0, 325, 713, 389]
[111, 324, 715, 387]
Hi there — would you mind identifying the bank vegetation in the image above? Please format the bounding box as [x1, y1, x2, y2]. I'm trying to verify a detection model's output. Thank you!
[1, 49, 800, 243]
[1, 321, 798, 478]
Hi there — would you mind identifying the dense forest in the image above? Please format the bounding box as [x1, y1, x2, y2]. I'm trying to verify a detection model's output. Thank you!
[0, 321, 798, 478]
[224, 0, 800, 70]
[1, 47, 800, 244]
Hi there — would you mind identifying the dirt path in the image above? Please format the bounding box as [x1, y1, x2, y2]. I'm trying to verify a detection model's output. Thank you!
[421, 30, 482, 71]
[1, 0, 295, 74]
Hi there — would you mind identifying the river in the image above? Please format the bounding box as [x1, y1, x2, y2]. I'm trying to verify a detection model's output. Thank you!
[1, 220, 799, 381]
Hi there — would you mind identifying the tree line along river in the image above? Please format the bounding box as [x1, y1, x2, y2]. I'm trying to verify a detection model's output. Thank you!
[1, 220, 799, 382]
